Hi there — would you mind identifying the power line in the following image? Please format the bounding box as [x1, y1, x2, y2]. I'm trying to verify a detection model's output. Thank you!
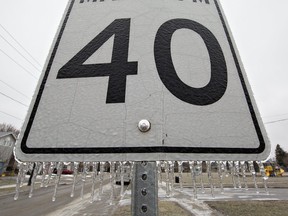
[263, 113, 288, 119]
[0, 32, 41, 72]
[0, 110, 23, 121]
[0, 23, 42, 67]
[0, 79, 31, 100]
[0, 47, 38, 79]
[265, 118, 288, 124]
[0, 91, 28, 107]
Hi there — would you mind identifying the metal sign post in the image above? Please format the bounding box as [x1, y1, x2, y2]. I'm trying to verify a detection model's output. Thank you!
[132, 161, 158, 216]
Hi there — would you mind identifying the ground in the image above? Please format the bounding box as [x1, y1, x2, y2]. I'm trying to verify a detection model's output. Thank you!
[113, 200, 288, 216]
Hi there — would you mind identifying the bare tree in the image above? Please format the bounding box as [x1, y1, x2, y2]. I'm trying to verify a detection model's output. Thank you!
[275, 144, 288, 168]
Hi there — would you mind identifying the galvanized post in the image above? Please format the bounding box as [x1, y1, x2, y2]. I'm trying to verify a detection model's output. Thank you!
[132, 161, 158, 216]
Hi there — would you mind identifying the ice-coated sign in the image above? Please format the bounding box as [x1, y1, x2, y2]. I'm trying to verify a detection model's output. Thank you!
[16, 0, 270, 161]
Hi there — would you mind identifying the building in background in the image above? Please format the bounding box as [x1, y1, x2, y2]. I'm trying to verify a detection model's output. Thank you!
[0, 132, 16, 175]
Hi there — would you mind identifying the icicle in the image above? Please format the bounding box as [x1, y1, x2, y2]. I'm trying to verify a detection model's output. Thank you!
[170, 161, 175, 196]
[14, 163, 24, 200]
[26, 162, 33, 179]
[168, 161, 173, 197]
[115, 161, 120, 187]
[198, 161, 205, 194]
[28, 162, 40, 198]
[80, 162, 88, 200]
[98, 162, 105, 200]
[248, 161, 259, 193]
[189, 161, 197, 200]
[207, 161, 214, 198]
[217, 161, 224, 194]
[160, 161, 165, 184]
[52, 162, 63, 202]
[179, 161, 184, 192]
[90, 162, 97, 203]
[157, 161, 162, 184]
[257, 161, 269, 194]
[71, 162, 79, 198]
[240, 161, 248, 190]
[38, 162, 43, 176]
[40, 162, 47, 188]
[20, 163, 28, 188]
[119, 162, 124, 198]
[229, 161, 236, 189]
[165, 161, 170, 197]
[130, 161, 134, 184]
[28, 162, 34, 172]
[223, 161, 229, 178]
[45, 162, 55, 187]
[235, 161, 242, 189]
[109, 161, 115, 205]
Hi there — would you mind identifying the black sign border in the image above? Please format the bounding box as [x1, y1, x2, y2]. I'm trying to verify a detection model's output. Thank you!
[20, 0, 266, 155]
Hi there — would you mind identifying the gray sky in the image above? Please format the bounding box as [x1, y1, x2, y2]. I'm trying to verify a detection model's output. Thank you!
[0, 0, 287, 158]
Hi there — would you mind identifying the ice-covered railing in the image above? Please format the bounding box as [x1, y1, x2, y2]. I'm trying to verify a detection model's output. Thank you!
[13, 161, 269, 202]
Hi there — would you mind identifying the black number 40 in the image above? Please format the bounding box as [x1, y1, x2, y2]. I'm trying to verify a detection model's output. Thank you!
[57, 18, 227, 106]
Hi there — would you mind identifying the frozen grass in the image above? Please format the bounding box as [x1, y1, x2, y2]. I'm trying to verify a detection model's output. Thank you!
[113, 200, 288, 216]
[206, 200, 288, 216]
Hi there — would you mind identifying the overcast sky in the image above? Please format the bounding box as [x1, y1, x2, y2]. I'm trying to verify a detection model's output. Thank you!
[0, 0, 287, 158]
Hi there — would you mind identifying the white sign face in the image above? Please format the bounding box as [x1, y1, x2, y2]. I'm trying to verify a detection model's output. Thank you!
[16, 0, 270, 162]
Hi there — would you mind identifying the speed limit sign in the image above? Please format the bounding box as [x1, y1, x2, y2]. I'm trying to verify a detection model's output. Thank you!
[16, 0, 270, 162]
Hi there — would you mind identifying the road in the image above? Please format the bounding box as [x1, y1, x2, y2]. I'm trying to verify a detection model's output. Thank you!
[0, 174, 126, 216]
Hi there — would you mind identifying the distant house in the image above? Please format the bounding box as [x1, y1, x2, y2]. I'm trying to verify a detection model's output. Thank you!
[0, 132, 17, 175]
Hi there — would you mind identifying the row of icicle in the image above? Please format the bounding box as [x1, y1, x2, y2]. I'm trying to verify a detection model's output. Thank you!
[158, 161, 269, 200]
[14, 161, 269, 202]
